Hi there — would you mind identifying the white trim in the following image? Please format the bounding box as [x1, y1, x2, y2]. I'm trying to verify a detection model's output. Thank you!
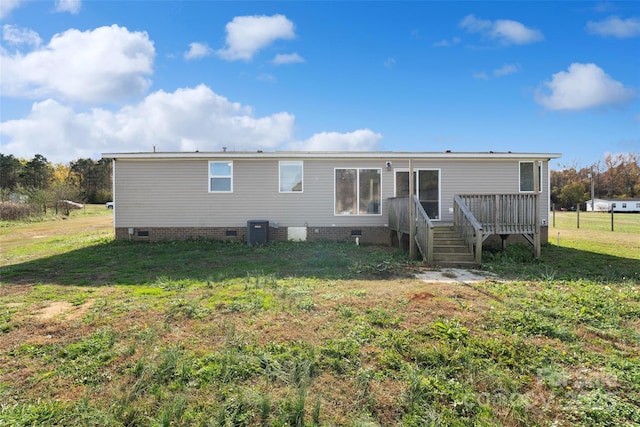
[208, 160, 233, 193]
[519, 161, 542, 193]
[279, 160, 304, 193]
[104, 151, 561, 161]
[112, 159, 117, 228]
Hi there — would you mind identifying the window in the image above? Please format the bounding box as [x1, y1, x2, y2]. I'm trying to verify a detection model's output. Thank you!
[622, 203, 627, 209]
[519, 161, 542, 192]
[335, 168, 381, 215]
[636, 203, 640, 209]
[279, 161, 303, 192]
[209, 161, 232, 192]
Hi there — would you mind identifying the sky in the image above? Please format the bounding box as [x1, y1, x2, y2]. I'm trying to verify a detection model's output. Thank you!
[1, 1, 639, 170]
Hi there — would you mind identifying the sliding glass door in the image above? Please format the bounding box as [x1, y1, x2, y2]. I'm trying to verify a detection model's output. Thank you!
[395, 169, 440, 220]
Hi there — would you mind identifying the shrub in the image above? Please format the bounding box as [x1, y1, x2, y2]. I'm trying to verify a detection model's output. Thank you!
[0, 202, 41, 221]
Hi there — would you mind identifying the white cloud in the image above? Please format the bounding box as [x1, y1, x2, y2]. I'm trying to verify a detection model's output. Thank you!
[586, 16, 640, 38]
[184, 42, 213, 60]
[2, 24, 42, 48]
[257, 73, 276, 82]
[384, 57, 396, 68]
[271, 52, 305, 65]
[1, 25, 154, 103]
[0, 85, 296, 163]
[460, 14, 543, 45]
[217, 14, 295, 61]
[493, 63, 520, 77]
[54, 0, 81, 14]
[535, 63, 635, 111]
[433, 37, 461, 47]
[472, 72, 489, 80]
[473, 64, 520, 80]
[0, 0, 23, 19]
[289, 129, 383, 151]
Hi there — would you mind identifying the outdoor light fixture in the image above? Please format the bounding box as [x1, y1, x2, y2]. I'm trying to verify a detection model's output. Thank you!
[386, 161, 392, 171]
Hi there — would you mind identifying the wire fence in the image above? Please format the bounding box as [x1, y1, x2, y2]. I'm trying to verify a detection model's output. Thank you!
[550, 207, 640, 233]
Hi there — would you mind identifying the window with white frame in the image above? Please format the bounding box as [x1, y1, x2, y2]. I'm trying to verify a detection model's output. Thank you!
[335, 168, 381, 215]
[279, 161, 303, 192]
[519, 161, 542, 192]
[209, 161, 232, 192]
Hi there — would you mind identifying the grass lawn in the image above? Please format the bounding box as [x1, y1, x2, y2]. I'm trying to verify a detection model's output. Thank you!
[0, 209, 638, 426]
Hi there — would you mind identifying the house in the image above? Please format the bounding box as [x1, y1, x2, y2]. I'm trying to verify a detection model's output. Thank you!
[102, 151, 561, 264]
[586, 198, 640, 213]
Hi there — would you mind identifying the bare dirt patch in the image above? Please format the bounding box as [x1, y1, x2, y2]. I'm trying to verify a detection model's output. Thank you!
[35, 299, 94, 321]
[409, 291, 435, 301]
[0, 284, 33, 297]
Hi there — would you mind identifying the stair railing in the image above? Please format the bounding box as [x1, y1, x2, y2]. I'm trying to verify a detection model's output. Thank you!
[453, 195, 483, 264]
[413, 195, 435, 263]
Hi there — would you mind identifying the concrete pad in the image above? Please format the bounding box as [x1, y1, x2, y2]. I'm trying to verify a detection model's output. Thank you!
[416, 268, 501, 284]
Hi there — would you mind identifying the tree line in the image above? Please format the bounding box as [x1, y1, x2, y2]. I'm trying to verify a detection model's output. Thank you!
[1, 151, 638, 216]
[551, 153, 639, 209]
[0, 153, 112, 214]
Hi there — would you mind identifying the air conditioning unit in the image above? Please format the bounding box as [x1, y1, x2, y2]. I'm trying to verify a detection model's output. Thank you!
[247, 220, 269, 245]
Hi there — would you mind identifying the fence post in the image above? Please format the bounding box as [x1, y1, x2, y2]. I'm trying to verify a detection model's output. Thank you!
[611, 209, 614, 232]
[552, 203, 556, 228]
[577, 205, 580, 229]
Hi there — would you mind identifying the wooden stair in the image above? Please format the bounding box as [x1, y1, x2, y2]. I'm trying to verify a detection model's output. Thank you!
[431, 226, 477, 267]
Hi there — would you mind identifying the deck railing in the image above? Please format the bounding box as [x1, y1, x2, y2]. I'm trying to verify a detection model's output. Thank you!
[453, 195, 483, 264]
[457, 194, 539, 235]
[390, 193, 540, 263]
[388, 196, 435, 262]
[413, 195, 435, 263]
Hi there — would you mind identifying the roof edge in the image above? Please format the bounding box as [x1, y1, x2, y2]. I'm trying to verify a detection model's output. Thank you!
[102, 150, 562, 160]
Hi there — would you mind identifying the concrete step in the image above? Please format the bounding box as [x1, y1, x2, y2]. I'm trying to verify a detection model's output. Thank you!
[433, 260, 479, 268]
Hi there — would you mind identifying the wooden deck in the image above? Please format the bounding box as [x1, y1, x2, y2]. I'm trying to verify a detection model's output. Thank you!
[389, 194, 541, 264]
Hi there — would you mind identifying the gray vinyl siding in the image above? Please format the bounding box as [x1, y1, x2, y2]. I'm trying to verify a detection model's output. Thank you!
[113, 157, 550, 228]
[398, 159, 550, 223]
[114, 159, 392, 228]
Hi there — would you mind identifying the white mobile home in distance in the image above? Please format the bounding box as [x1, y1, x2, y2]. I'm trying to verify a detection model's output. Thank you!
[102, 151, 561, 264]
[586, 199, 640, 213]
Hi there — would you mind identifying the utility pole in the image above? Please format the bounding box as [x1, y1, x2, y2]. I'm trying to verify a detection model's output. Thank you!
[590, 167, 595, 211]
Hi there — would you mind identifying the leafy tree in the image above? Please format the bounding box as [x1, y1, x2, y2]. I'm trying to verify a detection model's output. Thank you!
[551, 152, 639, 207]
[19, 154, 53, 189]
[0, 153, 24, 190]
[70, 158, 112, 203]
[22, 186, 51, 214]
[558, 183, 588, 209]
[601, 153, 639, 198]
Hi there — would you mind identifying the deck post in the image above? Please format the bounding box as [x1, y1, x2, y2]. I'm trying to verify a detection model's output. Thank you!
[409, 159, 416, 259]
[475, 228, 483, 264]
[533, 161, 541, 258]
[494, 194, 500, 234]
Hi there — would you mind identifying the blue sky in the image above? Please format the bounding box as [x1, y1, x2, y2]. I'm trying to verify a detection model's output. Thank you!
[1, 1, 638, 169]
